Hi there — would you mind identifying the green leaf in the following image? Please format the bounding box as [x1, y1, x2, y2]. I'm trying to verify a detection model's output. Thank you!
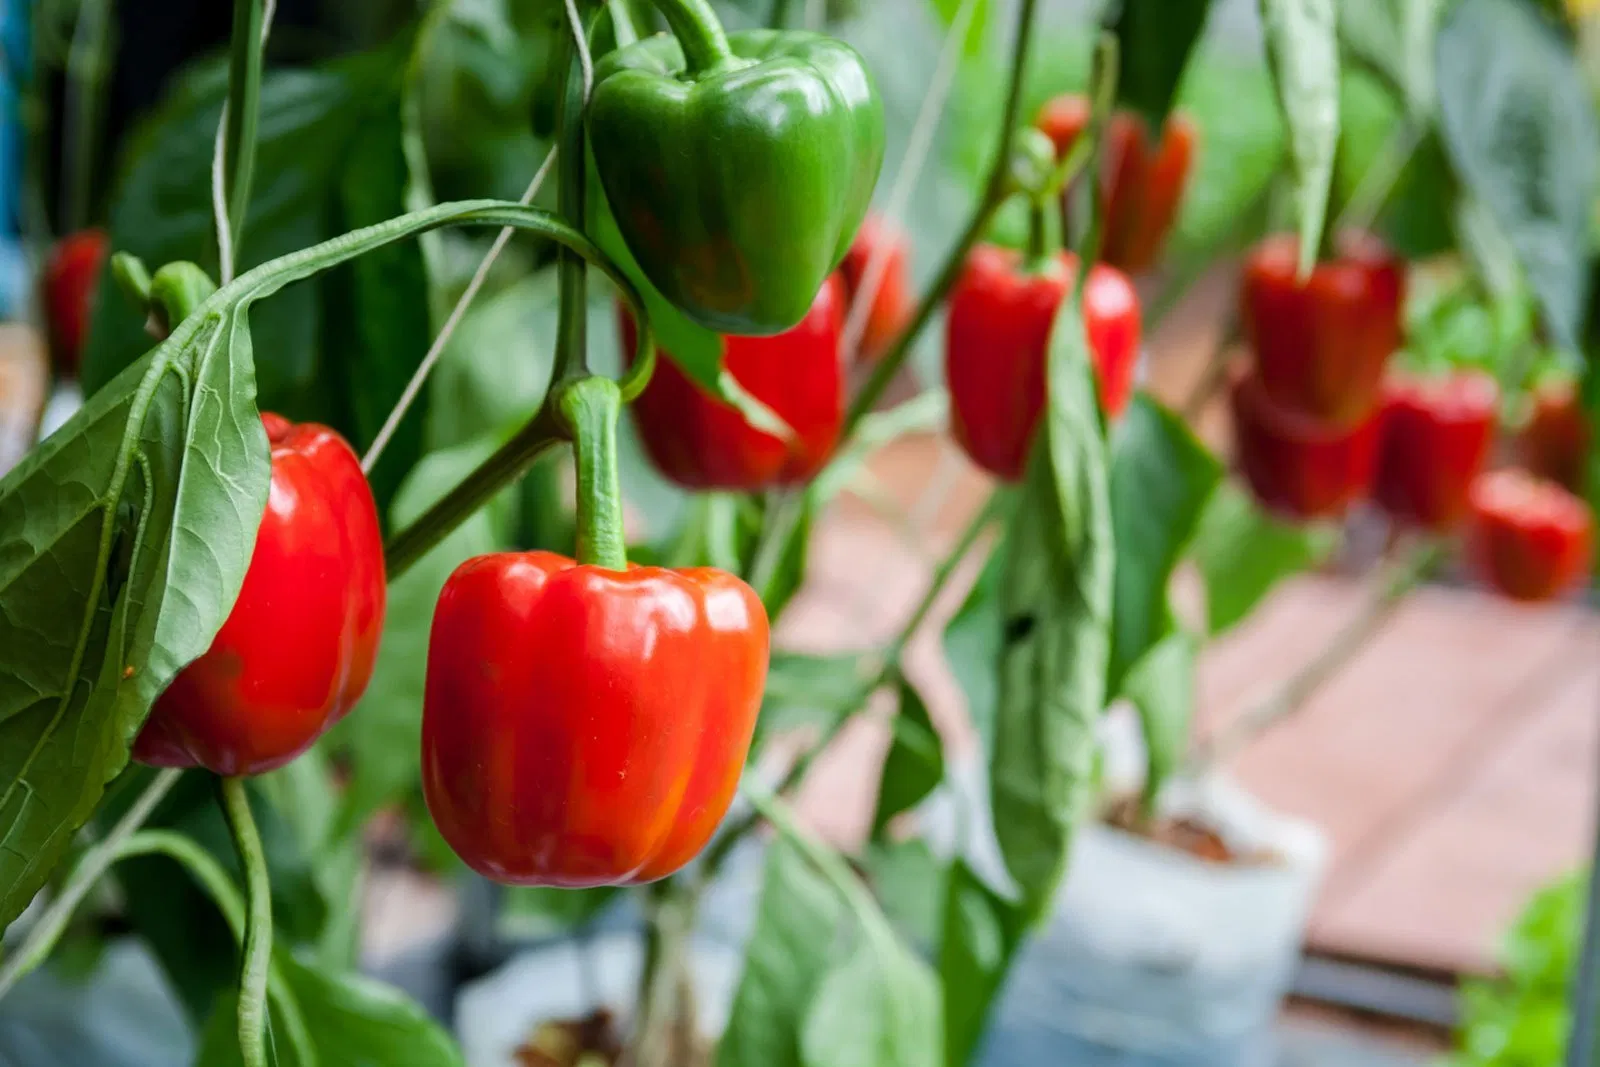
[938, 860, 1027, 1067]
[1122, 625, 1196, 808]
[941, 548, 1002, 755]
[990, 295, 1114, 921]
[717, 837, 848, 1067]
[862, 838, 949, 951]
[871, 679, 944, 834]
[0, 289, 272, 933]
[1190, 481, 1337, 636]
[1106, 394, 1221, 696]
[1258, 0, 1341, 276]
[331, 434, 516, 836]
[799, 926, 942, 1067]
[84, 41, 427, 514]
[195, 952, 463, 1067]
[754, 649, 875, 756]
[1107, 0, 1215, 128]
[1337, 0, 1442, 117]
[1436, 0, 1598, 351]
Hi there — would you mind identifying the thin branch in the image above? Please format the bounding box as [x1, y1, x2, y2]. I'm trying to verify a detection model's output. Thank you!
[219, 777, 272, 1067]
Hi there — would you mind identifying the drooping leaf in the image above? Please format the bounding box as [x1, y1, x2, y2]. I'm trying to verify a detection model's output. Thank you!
[753, 649, 876, 757]
[862, 838, 949, 951]
[717, 837, 848, 1067]
[1258, 0, 1341, 276]
[938, 860, 1027, 1067]
[941, 547, 1002, 755]
[798, 926, 942, 1067]
[990, 295, 1114, 921]
[871, 679, 944, 834]
[1436, 0, 1599, 351]
[1190, 480, 1338, 636]
[1106, 394, 1220, 696]
[0, 281, 271, 933]
[1122, 624, 1196, 809]
[1107, 0, 1215, 128]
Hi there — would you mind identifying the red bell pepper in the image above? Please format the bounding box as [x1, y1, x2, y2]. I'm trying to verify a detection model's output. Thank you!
[133, 413, 386, 776]
[1373, 370, 1498, 531]
[1240, 231, 1404, 425]
[42, 229, 108, 378]
[838, 213, 913, 362]
[1466, 468, 1592, 602]
[945, 244, 1140, 481]
[1231, 370, 1379, 521]
[1035, 95, 1196, 274]
[1517, 377, 1589, 494]
[621, 275, 844, 490]
[421, 551, 769, 886]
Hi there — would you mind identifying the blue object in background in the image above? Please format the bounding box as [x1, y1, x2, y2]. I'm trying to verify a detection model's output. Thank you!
[0, 0, 27, 319]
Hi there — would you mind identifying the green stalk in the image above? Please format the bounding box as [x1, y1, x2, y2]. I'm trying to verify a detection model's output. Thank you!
[842, 0, 1041, 436]
[223, 0, 268, 261]
[553, 24, 591, 385]
[645, 0, 735, 72]
[558, 378, 629, 570]
[219, 777, 272, 1067]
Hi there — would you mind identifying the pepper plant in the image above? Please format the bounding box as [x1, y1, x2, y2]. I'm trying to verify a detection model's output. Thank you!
[2, 0, 1600, 1065]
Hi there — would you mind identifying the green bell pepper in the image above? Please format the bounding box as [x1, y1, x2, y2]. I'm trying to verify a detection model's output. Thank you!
[587, 1, 885, 336]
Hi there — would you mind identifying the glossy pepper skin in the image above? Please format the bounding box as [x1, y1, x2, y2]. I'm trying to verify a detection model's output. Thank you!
[133, 414, 386, 776]
[1231, 370, 1379, 521]
[43, 229, 108, 378]
[421, 551, 770, 887]
[621, 274, 844, 490]
[587, 28, 884, 336]
[1035, 95, 1196, 274]
[838, 213, 913, 362]
[1466, 469, 1592, 602]
[945, 245, 1141, 481]
[1241, 231, 1404, 425]
[1373, 370, 1498, 531]
[1518, 378, 1589, 493]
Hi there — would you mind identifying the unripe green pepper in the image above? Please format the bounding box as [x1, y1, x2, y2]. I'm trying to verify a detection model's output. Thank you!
[587, 3, 885, 336]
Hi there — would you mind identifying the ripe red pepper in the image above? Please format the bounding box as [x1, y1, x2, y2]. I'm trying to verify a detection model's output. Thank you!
[621, 274, 844, 490]
[42, 229, 109, 378]
[1517, 377, 1589, 494]
[421, 550, 770, 886]
[1466, 468, 1592, 602]
[838, 213, 913, 362]
[1373, 370, 1498, 531]
[133, 414, 386, 776]
[945, 244, 1140, 481]
[1034, 95, 1196, 274]
[1240, 231, 1404, 425]
[1231, 370, 1379, 521]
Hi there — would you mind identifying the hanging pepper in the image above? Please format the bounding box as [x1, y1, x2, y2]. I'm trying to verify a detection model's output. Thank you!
[1517, 376, 1589, 494]
[620, 274, 845, 490]
[1466, 468, 1592, 602]
[1035, 94, 1196, 274]
[1373, 370, 1498, 532]
[586, 1, 884, 336]
[422, 378, 771, 887]
[1241, 231, 1404, 425]
[133, 414, 386, 775]
[945, 243, 1141, 481]
[1231, 370, 1379, 521]
[838, 213, 913, 362]
[43, 229, 109, 378]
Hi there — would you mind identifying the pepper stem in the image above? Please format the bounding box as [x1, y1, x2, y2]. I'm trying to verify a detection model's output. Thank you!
[648, 0, 736, 73]
[1023, 198, 1055, 273]
[559, 377, 629, 571]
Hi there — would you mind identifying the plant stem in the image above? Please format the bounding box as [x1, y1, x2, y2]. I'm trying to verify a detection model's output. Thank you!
[385, 405, 566, 578]
[553, 0, 592, 385]
[646, 0, 734, 72]
[629, 881, 693, 1067]
[768, 0, 792, 28]
[222, 0, 268, 262]
[61, 0, 112, 233]
[558, 379, 628, 570]
[219, 777, 272, 1067]
[1179, 314, 1240, 423]
[0, 768, 181, 1000]
[841, 0, 1040, 436]
[1188, 543, 1439, 775]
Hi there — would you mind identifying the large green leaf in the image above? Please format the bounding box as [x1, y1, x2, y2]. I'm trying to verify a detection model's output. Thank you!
[989, 295, 1114, 922]
[1436, 0, 1598, 351]
[870, 678, 944, 834]
[717, 837, 848, 1067]
[1121, 624, 1196, 808]
[753, 649, 876, 757]
[1106, 394, 1220, 696]
[799, 925, 942, 1067]
[0, 278, 271, 932]
[1107, 0, 1215, 128]
[1258, 0, 1341, 276]
[1190, 480, 1337, 636]
[938, 860, 1027, 1067]
[83, 41, 429, 513]
[941, 549, 1002, 755]
[195, 952, 463, 1067]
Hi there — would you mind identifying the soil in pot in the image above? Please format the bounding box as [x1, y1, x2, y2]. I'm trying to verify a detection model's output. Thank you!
[1102, 796, 1279, 867]
[513, 1009, 711, 1067]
